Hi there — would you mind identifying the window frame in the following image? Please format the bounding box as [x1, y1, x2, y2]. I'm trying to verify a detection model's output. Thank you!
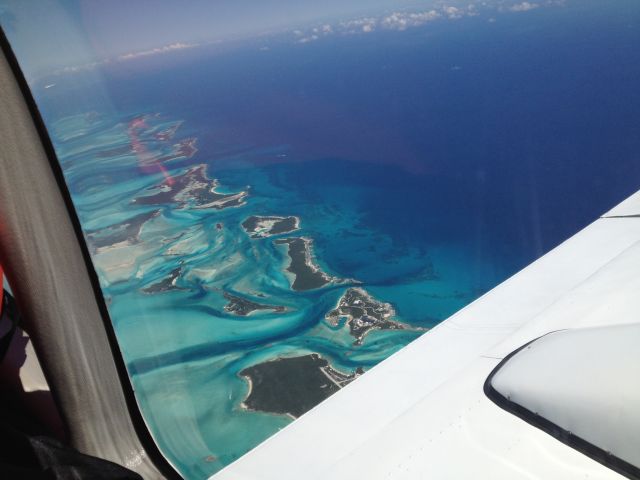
[0, 27, 180, 480]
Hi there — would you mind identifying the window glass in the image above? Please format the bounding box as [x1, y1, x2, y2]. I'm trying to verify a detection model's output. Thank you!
[1, 1, 639, 477]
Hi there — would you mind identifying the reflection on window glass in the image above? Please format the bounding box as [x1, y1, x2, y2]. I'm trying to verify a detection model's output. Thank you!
[1, 0, 639, 477]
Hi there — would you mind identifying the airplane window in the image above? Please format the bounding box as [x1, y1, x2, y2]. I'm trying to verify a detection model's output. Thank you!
[1, 0, 639, 478]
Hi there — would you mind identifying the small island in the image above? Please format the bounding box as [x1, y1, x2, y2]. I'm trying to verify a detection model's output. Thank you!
[223, 292, 286, 316]
[239, 354, 362, 418]
[142, 266, 183, 294]
[86, 209, 160, 254]
[133, 164, 247, 210]
[153, 121, 183, 141]
[274, 237, 334, 291]
[161, 137, 197, 161]
[326, 288, 405, 345]
[241, 215, 300, 238]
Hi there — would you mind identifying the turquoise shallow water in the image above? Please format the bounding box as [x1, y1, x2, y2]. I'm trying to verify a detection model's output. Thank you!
[49, 110, 498, 476]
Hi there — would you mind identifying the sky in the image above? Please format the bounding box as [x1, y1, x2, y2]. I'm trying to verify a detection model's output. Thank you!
[0, 0, 566, 79]
[0, 0, 404, 74]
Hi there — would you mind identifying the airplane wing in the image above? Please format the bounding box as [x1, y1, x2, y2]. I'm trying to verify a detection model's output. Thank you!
[216, 191, 640, 479]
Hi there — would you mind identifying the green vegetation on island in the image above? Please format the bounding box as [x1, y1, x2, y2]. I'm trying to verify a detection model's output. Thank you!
[223, 292, 286, 316]
[133, 164, 247, 210]
[326, 287, 406, 345]
[274, 237, 334, 291]
[239, 354, 362, 418]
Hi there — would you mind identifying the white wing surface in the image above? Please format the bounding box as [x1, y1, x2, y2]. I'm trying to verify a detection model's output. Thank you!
[216, 190, 640, 480]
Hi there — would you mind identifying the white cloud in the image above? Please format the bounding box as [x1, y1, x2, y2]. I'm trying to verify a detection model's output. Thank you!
[297, 34, 319, 44]
[321, 24, 333, 34]
[117, 42, 197, 61]
[341, 17, 378, 33]
[293, 0, 554, 46]
[508, 2, 540, 12]
[296, 24, 332, 40]
[442, 6, 464, 20]
[52, 42, 199, 75]
[381, 10, 441, 31]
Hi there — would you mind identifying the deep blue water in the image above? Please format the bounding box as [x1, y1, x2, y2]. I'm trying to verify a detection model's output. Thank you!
[39, 0, 640, 271]
[16, 0, 640, 477]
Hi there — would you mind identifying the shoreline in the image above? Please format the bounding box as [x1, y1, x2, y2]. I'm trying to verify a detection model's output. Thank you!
[133, 164, 248, 210]
[241, 215, 300, 238]
[223, 292, 286, 316]
[274, 236, 335, 291]
[238, 354, 358, 419]
[326, 287, 409, 345]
